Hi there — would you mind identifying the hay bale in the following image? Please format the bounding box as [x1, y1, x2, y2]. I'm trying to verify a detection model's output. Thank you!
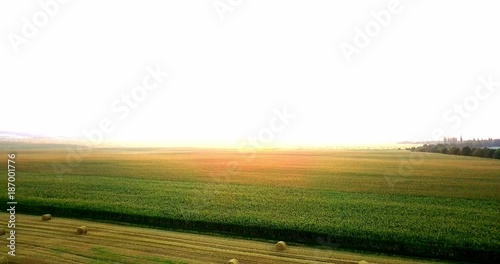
[0, 228, 6, 236]
[77, 226, 88, 235]
[275, 241, 287, 251]
[227, 259, 239, 264]
[359, 261, 369, 264]
[42, 214, 52, 221]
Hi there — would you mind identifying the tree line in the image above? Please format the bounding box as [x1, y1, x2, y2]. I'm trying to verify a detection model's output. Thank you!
[408, 144, 500, 159]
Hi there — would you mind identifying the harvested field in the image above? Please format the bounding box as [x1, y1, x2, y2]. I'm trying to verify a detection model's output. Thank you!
[0, 213, 442, 264]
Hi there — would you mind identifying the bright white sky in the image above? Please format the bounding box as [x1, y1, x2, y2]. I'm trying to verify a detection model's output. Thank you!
[1, 0, 499, 147]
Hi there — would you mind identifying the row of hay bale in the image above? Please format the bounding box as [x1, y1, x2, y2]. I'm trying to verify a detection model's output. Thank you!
[25, 215, 370, 263]
[42, 214, 87, 235]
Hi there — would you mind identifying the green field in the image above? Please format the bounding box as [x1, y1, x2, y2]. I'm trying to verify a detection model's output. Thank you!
[2, 144, 499, 262]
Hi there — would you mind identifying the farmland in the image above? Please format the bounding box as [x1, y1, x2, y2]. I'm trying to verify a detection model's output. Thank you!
[0, 213, 443, 264]
[1, 144, 500, 262]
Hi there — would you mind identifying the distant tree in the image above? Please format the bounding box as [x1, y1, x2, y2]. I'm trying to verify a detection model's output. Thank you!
[480, 148, 487, 157]
[471, 148, 484, 157]
[441, 147, 448, 154]
[484, 149, 496, 158]
[493, 149, 500, 159]
[460, 146, 472, 156]
[416, 145, 431, 152]
[450, 147, 460, 155]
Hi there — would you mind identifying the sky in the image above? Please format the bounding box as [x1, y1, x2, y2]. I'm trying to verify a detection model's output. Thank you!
[1, 0, 499, 147]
